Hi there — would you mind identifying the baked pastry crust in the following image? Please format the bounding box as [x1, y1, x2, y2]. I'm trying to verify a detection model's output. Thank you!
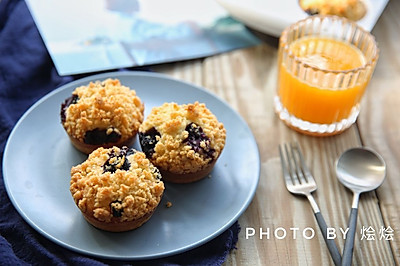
[159, 160, 217, 183]
[81, 210, 155, 232]
[299, 0, 367, 21]
[139, 102, 226, 183]
[61, 79, 144, 154]
[70, 147, 164, 232]
[67, 133, 136, 155]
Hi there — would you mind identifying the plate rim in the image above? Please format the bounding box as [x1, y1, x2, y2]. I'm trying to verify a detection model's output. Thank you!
[216, 0, 389, 37]
[2, 70, 260, 260]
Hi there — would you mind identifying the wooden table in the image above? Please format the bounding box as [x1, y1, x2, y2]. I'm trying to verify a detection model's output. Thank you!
[153, 1, 400, 264]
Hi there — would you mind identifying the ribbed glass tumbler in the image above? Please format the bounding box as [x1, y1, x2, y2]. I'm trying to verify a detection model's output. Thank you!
[274, 15, 379, 136]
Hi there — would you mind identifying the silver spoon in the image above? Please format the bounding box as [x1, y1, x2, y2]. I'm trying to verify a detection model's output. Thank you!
[336, 147, 386, 266]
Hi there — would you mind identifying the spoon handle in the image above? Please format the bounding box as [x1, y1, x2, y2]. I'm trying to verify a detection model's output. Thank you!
[342, 207, 359, 266]
[314, 212, 342, 266]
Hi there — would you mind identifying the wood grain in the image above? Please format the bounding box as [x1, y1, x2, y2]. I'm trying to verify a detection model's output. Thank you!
[358, 0, 400, 264]
[153, 1, 399, 263]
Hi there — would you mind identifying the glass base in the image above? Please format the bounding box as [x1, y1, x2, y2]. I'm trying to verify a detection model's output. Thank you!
[274, 96, 360, 136]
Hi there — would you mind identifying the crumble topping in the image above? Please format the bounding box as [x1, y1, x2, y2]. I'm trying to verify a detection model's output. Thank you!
[62, 78, 144, 143]
[70, 147, 164, 223]
[139, 102, 226, 174]
[299, 0, 367, 21]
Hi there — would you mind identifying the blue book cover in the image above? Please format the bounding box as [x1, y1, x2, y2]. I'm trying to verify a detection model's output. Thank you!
[26, 0, 260, 76]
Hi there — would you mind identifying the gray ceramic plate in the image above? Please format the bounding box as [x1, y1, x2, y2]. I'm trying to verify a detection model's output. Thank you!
[3, 71, 260, 260]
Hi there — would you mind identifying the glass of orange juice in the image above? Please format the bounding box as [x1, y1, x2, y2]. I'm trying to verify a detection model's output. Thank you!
[274, 15, 379, 136]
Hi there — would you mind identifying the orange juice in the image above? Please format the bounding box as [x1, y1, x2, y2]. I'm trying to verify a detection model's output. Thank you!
[278, 37, 368, 124]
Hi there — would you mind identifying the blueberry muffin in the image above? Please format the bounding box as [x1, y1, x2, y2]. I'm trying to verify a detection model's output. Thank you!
[138, 102, 226, 183]
[299, 0, 367, 21]
[70, 146, 164, 232]
[61, 79, 144, 154]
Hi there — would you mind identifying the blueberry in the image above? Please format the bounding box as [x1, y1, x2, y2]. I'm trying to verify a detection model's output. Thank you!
[139, 127, 160, 158]
[153, 167, 162, 180]
[103, 146, 135, 173]
[110, 200, 123, 217]
[60, 94, 79, 123]
[305, 8, 319, 15]
[84, 128, 121, 145]
[121, 146, 136, 157]
[184, 123, 215, 159]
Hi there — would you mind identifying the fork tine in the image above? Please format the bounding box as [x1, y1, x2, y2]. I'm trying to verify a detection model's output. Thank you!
[284, 143, 300, 185]
[290, 142, 308, 185]
[279, 144, 294, 186]
[292, 142, 316, 185]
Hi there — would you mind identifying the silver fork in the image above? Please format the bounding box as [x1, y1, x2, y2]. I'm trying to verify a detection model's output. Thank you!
[279, 142, 342, 266]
